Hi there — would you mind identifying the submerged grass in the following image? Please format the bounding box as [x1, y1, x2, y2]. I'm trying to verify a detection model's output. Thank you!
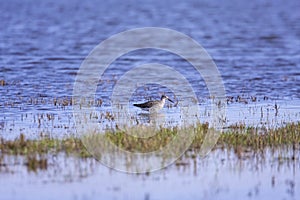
[0, 134, 89, 157]
[218, 123, 300, 148]
[0, 122, 299, 171]
[101, 122, 300, 153]
[0, 135, 90, 171]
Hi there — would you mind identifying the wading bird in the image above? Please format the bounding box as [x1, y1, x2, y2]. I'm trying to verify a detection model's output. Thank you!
[133, 95, 174, 112]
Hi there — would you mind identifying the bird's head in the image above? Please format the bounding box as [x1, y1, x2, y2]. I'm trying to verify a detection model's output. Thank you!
[161, 95, 174, 103]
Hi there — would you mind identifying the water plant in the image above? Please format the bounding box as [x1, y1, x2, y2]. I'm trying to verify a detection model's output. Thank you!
[0, 122, 299, 171]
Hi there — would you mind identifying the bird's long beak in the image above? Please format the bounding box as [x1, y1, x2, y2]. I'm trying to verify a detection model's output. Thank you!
[167, 98, 174, 103]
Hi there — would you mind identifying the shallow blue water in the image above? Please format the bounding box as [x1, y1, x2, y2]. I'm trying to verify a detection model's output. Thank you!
[0, 148, 299, 200]
[1, 0, 299, 99]
[1, 0, 300, 138]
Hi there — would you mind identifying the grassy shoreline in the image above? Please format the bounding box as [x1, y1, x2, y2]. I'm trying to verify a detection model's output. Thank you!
[1, 122, 299, 171]
[1, 122, 299, 155]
